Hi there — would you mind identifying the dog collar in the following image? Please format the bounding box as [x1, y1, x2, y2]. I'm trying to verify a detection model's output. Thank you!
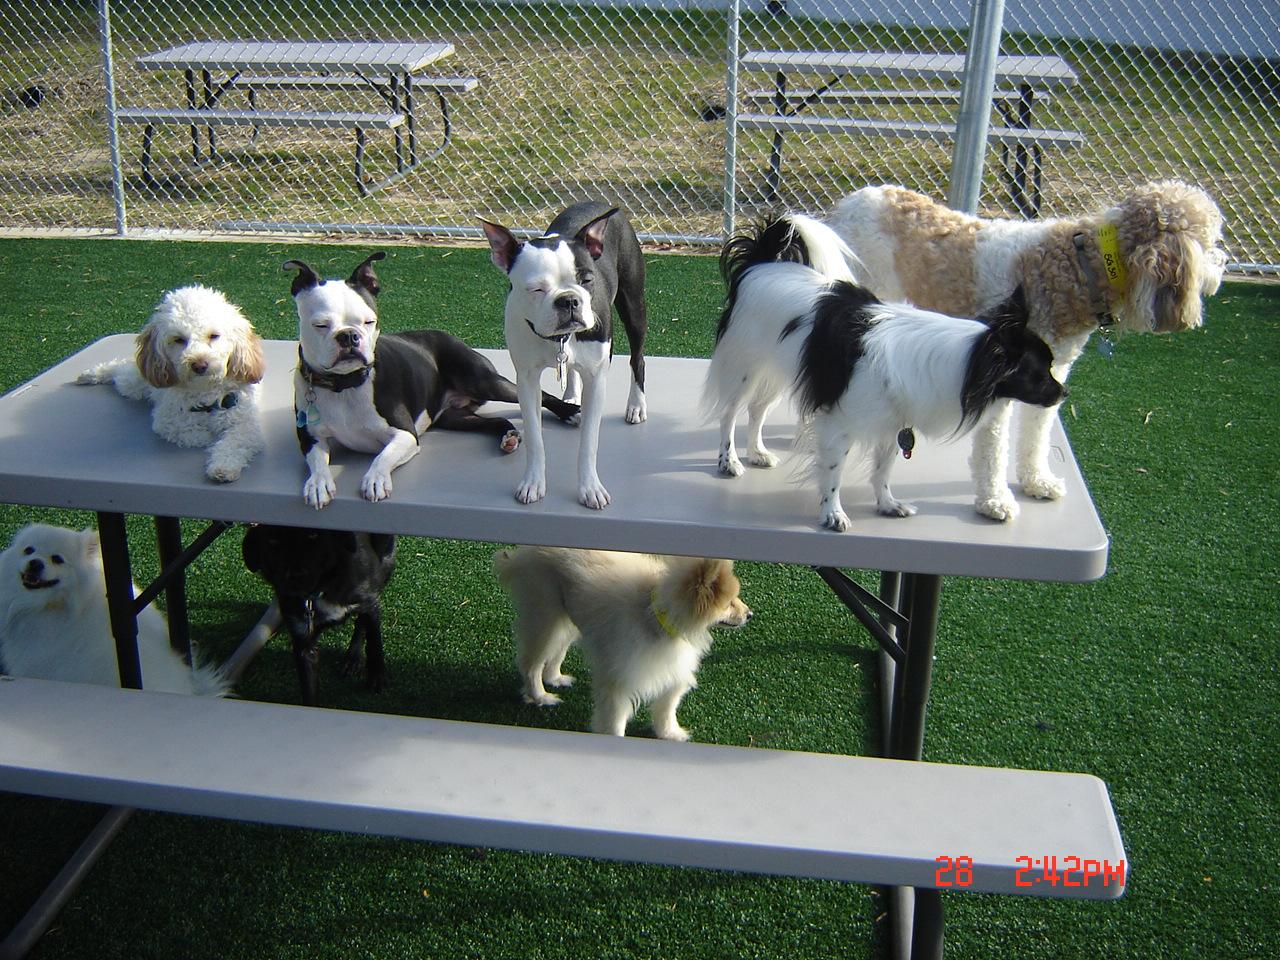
[1072, 232, 1119, 330]
[650, 588, 680, 639]
[525, 321, 572, 384]
[298, 347, 372, 393]
[189, 391, 239, 413]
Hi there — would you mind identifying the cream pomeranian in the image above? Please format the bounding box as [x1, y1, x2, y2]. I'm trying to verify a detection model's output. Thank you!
[493, 546, 752, 740]
[0, 523, 228, 695]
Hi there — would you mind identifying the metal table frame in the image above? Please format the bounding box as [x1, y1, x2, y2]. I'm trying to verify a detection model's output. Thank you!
[130, 40, 457, 195]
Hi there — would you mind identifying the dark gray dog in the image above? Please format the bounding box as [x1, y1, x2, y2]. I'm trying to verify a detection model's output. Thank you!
[242, 524, 396, 706]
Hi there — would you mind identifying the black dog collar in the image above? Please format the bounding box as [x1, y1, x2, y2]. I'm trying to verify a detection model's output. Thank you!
[189, 392, 239, 413]
[298, 346, 372, 393]
[524, 319, 572, 345]
[1072, 232, 1117, 330]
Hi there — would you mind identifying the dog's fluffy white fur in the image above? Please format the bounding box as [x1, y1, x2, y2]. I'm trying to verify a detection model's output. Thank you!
[0, 523, 229, 695]
[492, 546, 751, 740]
[77, 285, 266, 483]
[824, 181, 1226, 520]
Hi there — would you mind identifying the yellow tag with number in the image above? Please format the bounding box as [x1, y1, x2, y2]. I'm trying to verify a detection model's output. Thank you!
[1097, 224, 1128, 291]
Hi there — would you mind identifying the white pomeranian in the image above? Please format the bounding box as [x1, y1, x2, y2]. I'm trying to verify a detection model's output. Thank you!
[0, 523, 229, 695]
[492, 546, 752, 741]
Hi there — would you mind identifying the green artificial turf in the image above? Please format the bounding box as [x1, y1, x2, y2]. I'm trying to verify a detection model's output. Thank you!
[0, 236, 1276, 959]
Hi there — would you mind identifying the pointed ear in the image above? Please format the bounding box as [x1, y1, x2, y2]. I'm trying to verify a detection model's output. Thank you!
[981, 285, 1030, 330]
[479, 218, 521, 272]
[136, 321, 178, 388]
[80, 529, 101, 560]
[575, 208, 619, 260]
[283, 260, 320, 297]
[347, 251, 386, 299]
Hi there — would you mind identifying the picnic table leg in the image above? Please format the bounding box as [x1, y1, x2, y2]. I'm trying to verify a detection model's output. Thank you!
[155, 516, 190, 660]
[1011, 84, 1035, 219]
[185, 69, 199, 162]
[96, 511, 143, 690]
[390, 75, 404, 173]
[405, 73, 417, 166]
[202, 69, 217, 160]
[356, 127, 368, 196]
[764, 69, 787, 201]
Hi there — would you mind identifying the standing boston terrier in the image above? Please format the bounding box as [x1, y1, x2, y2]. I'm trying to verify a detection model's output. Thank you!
[286, 252, 578, 509]
[480, 202, 648, 510]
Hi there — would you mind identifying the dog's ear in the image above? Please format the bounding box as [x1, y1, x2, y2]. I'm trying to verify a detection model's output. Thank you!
[336, 531, 360, 554]
[978, 285, 1030, 330]
[135, 320, 178, 388]
[575, 208, 619, 261]
[479, 218, 521, 272]
[283, 259, 321, 297]
[241, 526, 263, 573]
[1127, 231, 1203, 333]
[347, 252, 386, 299]
[688, 557, 737, 621]
[228, 316, 266, 384]
[79, 528, 101, 562]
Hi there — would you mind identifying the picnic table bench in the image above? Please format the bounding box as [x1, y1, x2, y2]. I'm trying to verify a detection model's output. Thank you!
[734, 50, 1083, 217]
[117, 41, 477, 195]
[0, 338, 1122, 959]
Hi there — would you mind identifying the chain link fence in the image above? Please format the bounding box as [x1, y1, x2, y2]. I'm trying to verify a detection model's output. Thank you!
[0, 0, 1275, 271]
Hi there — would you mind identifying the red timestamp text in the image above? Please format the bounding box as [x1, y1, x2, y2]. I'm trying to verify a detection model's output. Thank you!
[934, 855, 1127, 888]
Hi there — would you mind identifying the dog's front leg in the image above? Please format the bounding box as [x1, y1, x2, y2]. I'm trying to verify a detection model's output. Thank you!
[871, 438, 917, 517]
[575, 370, 610, 509]
[75, 359, 148, 400]
[303, 438, 337, 509]
[514, 370, 548, 504]
[204, 410, 264, 483]
[1015, 403, 1067, 501]
[814, 416, 854, 532]
[280, 599, 320, 706]
[971, 399, 1019, 521]
[345, 609, 389, 692]
[650, 682, 693, 741]
[591, 685, 634, 737]
[362, 429, 418, 502]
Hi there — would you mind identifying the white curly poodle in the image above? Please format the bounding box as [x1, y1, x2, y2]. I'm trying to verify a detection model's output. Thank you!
[825, 180, 1226, 521]
[77, 285, 266, 482]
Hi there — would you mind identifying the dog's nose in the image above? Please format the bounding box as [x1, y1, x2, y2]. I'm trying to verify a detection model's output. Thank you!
[554, 293, 580, 312]
[24, 558, 44, 577]
[335, 329, 361, 349]
[190, 359, 209, 375]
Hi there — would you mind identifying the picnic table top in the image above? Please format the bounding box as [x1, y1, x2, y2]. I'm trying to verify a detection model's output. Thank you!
[135, 40, 455, 74]
[0, 337, 1108, 581]
[741, 50, 1079, 86]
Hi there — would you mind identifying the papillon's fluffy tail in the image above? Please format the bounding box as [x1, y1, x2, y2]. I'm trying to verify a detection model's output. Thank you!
[192, 660, 233, 697]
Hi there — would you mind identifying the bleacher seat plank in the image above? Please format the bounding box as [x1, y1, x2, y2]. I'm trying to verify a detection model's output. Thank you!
[736, 112, 1084, 148]
[115, 107, 405, 130]
[0, 677, 1126, 898]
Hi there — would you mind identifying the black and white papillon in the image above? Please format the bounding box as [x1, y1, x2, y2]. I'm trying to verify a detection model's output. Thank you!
[702, 215, 1067, 532]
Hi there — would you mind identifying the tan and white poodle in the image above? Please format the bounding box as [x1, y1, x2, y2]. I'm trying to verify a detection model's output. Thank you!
[77, 285, 266, 482]
[825, 180, 1226, 520]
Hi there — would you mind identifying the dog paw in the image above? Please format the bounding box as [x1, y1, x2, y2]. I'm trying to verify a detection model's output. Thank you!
[625, 399, 647, 424]
[718, 451, 745, 477]
[205, 461, 243, 483]
[578, 479, 611, 510]
[566, 411, 582, 427]
[361, 470, 393, 502]
[366, 667, 390, 694]
[516, 475, 546, 504]
[975, 493, 1020, 522]
[544, 672, 575, 689]
[877, 499, 918, 518]
[821, 508, 851, 532]
[74, 370, 107, 385]
[303, 474, 336, 510]
[523, 690, 561, 707]
[749, 449, 779, 469]
[655, 724, 691, 742]
[1021, 472, 1066, 501]
[500, 429, 521, 454]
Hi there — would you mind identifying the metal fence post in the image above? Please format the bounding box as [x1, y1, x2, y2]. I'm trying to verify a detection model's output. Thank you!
[98, 0, 127, 236]
[947, 0, 1006, 214]
[721, 0, 741, 241]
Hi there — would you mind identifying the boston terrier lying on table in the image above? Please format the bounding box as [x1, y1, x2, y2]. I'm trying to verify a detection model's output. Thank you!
[480, 201, 648, 510]
[285, 252, 579, 509]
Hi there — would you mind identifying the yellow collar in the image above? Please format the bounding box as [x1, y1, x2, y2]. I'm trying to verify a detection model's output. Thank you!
[1097, 224, 1128, 292]
[650, 588, 680, 638]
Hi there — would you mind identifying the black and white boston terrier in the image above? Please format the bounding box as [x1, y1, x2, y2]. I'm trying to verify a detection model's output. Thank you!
[285, 252, 578, 509]
[480, 202, 648, 510]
